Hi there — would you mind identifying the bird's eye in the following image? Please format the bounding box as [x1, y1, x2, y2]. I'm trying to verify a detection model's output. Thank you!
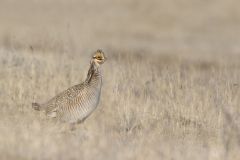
[96, 56, 103, 60]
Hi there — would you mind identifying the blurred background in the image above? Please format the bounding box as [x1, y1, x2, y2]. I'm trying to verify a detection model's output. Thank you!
[1, 0, 240, 160]
[1, 0, 240, 56]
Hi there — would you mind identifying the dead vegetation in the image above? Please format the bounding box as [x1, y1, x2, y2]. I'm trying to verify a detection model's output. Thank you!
[0, 0, 240, 159]
[0, 49, 239, 160]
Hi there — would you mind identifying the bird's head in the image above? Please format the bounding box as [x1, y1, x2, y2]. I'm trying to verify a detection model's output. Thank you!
[91, 49, 107, 67]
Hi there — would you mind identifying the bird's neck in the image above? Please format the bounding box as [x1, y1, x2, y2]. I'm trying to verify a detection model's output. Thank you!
[85, 63, 102, 84]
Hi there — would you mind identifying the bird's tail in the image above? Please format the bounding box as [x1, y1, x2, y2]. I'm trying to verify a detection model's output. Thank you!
[32, 102, 43, 111]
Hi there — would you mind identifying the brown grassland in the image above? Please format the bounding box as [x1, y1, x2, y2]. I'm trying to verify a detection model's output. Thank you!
[0, 0, 240, 160]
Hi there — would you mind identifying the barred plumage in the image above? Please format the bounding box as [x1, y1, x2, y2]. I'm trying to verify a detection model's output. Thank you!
[32, 50, 106, 124]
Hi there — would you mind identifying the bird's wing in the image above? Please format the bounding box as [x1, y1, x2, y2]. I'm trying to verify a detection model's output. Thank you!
[44, 83, 85, 115]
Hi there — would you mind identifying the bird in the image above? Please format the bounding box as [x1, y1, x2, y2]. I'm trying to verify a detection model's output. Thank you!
[32, 49, 107, 125]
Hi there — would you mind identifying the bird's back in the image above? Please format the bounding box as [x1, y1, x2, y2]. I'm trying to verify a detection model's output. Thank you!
[37, 68, 102, 123]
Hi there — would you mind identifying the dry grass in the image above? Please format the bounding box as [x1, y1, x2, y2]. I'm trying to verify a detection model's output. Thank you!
[1, 0, 240, 159]
[0, 49, 239, 160]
